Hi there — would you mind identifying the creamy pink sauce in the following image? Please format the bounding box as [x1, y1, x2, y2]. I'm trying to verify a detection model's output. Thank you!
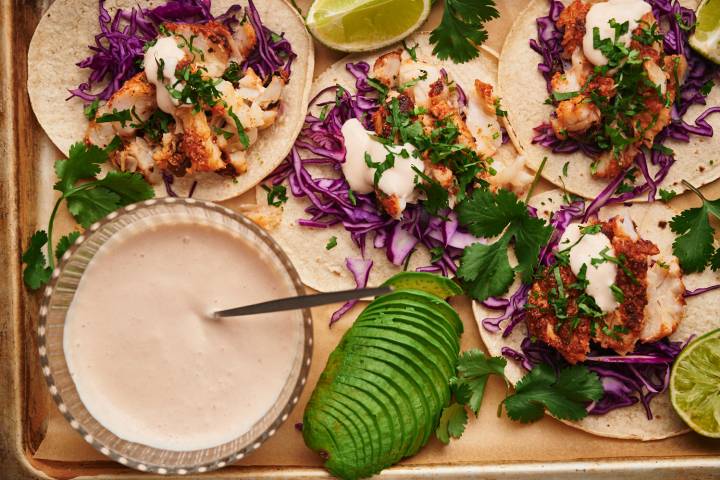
[63, 217, 302, 451]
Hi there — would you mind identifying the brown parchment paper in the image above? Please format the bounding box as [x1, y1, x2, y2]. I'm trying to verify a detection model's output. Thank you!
[29, 0, 720, 471]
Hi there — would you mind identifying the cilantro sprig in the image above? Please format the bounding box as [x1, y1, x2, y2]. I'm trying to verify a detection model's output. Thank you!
[456, 189, 552, 301]
[21, 141, 154, 289]
[429, 0, 500, 64]
[436, 349, 603, 442]
[503, 364, 603, 423]
[670, 180, 720, 273]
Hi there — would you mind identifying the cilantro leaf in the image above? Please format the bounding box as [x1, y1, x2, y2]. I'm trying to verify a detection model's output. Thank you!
[457, 237, 514, 301]
[503, 364, 602, 423]
[55, 231, 81, 262]
[457, 188, 525, 237]
[66, 187, 122, 228]
[514, 216, 553, 282]
[711, 248, 720, 271]
[670, 182, 720, 273]
[455, 349, 507, 414]
[22, 231, 52, 290]
[95, 171, 155, 205]
[457, 188, 552, 299]
[430, 0, 499, 64]
[53, 143, 106, 193]
[435, 403, 468, 444]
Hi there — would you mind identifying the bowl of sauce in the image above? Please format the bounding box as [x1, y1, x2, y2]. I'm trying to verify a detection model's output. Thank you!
[38, 198, 313, 474]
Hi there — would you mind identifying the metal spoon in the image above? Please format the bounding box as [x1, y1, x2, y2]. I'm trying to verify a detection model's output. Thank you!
[213, 286, 392, 318]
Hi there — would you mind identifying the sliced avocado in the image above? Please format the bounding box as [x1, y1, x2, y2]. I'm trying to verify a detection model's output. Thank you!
[359, 305, 460, 361]
[334, 372, 403, 470]
[341, 358, 421, 458]
[343, 334, 447, 448]
[383, 271, 463, 299]
[313, 395, 372, 471]
[371, 289, 464, 335]
[304, 401, 363, 476]
[363, 298, 460, 343]
[346, 322, 455, 390]
[353, 312, 457, 376]
[342, 344, 432, 454]
[323, 383, 380, 473]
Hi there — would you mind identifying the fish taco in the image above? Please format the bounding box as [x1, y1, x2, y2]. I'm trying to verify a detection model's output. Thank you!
[499, 0, 720, 201]
[473, 188, 720, 439]
[256, 32, 534, 299]
[28, 0, 313, 200]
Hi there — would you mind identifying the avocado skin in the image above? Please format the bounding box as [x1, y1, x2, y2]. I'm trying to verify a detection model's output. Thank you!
[302, 291, 461, 480]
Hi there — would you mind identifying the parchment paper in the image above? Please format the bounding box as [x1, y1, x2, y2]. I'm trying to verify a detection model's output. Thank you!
[31, 0, 720, 471]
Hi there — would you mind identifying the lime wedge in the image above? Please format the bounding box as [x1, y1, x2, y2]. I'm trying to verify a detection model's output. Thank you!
[306, 0, 430, 52]
[690, 0, 720, 64]
[670, 328, 720, 438]
[382, 272, 463, 299]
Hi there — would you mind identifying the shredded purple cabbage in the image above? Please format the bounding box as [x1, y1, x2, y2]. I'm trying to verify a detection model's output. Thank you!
[330, 257, 373, 326]
[530, 0, 720, 201]
[502, 335, 690, 418]
[69, 0, 294, 102]
[265, 61, 484, 321]
[684, 284, 720, 297]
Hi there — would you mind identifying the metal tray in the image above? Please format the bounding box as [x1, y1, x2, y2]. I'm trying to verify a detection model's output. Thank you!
[2, 0, 720, 478]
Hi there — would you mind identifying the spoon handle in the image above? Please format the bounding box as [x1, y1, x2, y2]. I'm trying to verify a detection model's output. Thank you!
[213, 285, 392, 318]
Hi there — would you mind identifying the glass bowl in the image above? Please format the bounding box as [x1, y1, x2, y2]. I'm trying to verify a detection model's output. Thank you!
[37, 198, 313, 475]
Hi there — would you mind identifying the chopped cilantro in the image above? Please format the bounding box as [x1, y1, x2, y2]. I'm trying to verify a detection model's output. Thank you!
[326, 236, 338, 250]
[610, 284, 625, 303]
[700, 80, 715, 96]
[222, 61, 243, 84]
[262, 184, 288, 207]
[364, 151, 395, 187]
[96, 108, 133, 127]
[659, 188, 677, 202]
[227, 107, 251, 149]
[552, 91, 580, 101]
[83, 99, 100, 120]
[402, 40, 419, 61]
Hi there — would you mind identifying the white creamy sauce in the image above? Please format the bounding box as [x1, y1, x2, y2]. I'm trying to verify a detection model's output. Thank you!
[63, 218, 301, 451]
[398, 60, 441, 108]
[582, 0, 652, 66]
[559, 223, 619, 313]
[341, 118, 423, 208]
[144, 36, 186, 113]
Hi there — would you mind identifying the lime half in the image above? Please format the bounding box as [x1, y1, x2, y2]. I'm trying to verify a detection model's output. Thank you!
[306, 0, 430, 52]
[670, 328, 720, 438]
[382, 271, 463, 299]
[690, 0, 720, 64]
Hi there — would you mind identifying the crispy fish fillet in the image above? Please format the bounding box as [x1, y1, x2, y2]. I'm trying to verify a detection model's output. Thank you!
[557, 0, 591, 58]
[527, 265, 593, 364]
[594, 216, 659, 354]
[527, 216, 681, 363]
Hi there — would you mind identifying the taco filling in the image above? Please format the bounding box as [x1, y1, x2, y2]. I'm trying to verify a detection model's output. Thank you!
[531, 0, 719, 183]
[338, 49, 526, 220]
[79, 1, 294, 186]
[528, 215, 685, 364]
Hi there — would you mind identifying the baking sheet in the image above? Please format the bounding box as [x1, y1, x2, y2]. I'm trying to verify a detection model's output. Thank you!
[7, 0, 720, 477]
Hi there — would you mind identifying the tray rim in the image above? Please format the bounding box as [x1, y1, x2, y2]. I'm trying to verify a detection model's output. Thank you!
[2, 0, 720, 478]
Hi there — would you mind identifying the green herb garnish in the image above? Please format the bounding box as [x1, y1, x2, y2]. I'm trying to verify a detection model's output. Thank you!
[22, 142, 154, 289]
